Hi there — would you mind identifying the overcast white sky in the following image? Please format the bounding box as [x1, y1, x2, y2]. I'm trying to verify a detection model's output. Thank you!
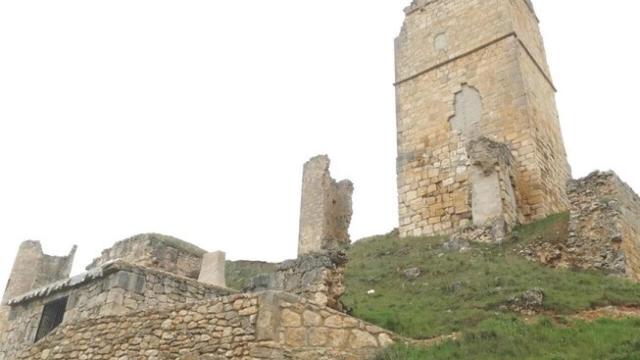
[1, 1, 639, 290]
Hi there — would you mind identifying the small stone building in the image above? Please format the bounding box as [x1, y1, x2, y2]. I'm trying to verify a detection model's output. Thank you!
[0, 155, 396, 359]
[0, 231, 394, 359]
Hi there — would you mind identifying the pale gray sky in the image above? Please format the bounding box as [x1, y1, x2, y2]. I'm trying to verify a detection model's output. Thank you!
[1, 1, 639, 289]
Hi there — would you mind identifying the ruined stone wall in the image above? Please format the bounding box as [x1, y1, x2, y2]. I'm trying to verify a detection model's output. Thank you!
[298, 156, 354, 256]
[521, 172, 640, 280]
[395, 0, 571, 237]
[0, 261, 234, 359]
[244, 251, 348, 312]
[567, 172, 640, 278]
[87, 233, 206, 279]
[467, 138, 519, 237]
[2, 241, 76, 304]
[15, 292, 396, 360]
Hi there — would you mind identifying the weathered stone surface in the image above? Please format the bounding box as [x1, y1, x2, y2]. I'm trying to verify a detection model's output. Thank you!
[396, 0, 571, 238]
[521, 171, 640, 280]
[2, 241, 76, 304]
[199, 251, 227, 288]
[0, 260, 235, 359]
[244, 251, 348, 311]
[7, 291, 398, 360]
[298, 155, 354, 256]
[87, 233, 206, 279]
[467, 137, 518, 241]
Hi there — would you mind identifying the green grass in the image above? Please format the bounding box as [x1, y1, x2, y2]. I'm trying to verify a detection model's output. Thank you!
[375, 316, 640, 360]
[224, 214, 640, 358]
[342, 213, 640, 339]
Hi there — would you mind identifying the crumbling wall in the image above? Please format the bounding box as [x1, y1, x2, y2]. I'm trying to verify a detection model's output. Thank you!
[87, 233, 206, 279]
[0, 261, 235, 359]
[521, 172, 640, 280]
[2, 241, 76, 304]
[244, 251, 348, 312]
[566, 172, 640, 279]
[298, 155, 354, 256]
[15, 292, 397, 360]
[467, 137, 519, 241]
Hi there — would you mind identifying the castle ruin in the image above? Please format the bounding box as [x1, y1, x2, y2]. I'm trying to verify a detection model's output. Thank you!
[0, 155, 395, 359]
[2, 1, 640, 359]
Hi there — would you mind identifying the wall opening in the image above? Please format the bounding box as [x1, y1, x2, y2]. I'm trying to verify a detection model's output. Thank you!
[35, 297, 68, 342]
[449, 85, 483, 139]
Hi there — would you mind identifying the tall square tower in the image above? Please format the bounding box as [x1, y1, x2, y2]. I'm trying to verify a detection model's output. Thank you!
[395, 0, 571, 237]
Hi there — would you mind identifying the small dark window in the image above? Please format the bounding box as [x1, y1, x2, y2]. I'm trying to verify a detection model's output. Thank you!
[35, 297, 68, 342]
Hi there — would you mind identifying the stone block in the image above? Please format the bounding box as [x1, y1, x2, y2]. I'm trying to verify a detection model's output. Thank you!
[198, 251, 226, 288]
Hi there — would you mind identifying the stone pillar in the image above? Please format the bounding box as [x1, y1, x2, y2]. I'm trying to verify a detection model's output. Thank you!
[2, 241, 76, 304]
[298, 155, 354, 256]
[198, 251, 226, 288]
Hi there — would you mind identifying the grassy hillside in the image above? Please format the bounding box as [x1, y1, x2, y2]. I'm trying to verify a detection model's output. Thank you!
[376, 317, 640, 360]
[342, 213, 640, 339]
[227, 214, 640, 358]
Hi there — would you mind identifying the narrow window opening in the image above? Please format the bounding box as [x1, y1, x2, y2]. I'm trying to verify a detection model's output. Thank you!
[35, 297, 68, 342]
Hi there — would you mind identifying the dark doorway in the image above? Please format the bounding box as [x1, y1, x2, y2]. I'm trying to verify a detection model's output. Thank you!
[35, 297, 68, 342]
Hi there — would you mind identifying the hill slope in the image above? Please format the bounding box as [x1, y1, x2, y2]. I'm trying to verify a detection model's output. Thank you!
[227, 214, 640, 359]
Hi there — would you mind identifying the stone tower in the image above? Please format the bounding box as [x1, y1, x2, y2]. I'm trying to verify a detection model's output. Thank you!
[1, 241, 76, 304]
[298, 155, 354, 255]
[395, 0, 571, 237]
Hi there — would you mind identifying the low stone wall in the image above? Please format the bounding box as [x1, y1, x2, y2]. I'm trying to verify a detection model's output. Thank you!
[16, 291, 397, 360]
[87, 233, 206, 279]
[521, 171, 640, 280]
[1, 261, 235, 359]
[244, 251, 348, 311]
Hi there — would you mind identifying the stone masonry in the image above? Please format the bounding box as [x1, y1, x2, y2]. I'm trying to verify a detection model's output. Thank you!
[395, 0, 571, 237]
[0, 260, 235, 359]
[2, 241, 76, 304]
[0, 241, 76, 345]
[14, 291, 398, 360]
[298, 155, 354, 256]
[521, 172, 640, 280]
[244, 250, 348, 312]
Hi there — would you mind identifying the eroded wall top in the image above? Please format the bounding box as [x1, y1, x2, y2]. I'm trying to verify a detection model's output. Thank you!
[87, 233, 206, 279]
